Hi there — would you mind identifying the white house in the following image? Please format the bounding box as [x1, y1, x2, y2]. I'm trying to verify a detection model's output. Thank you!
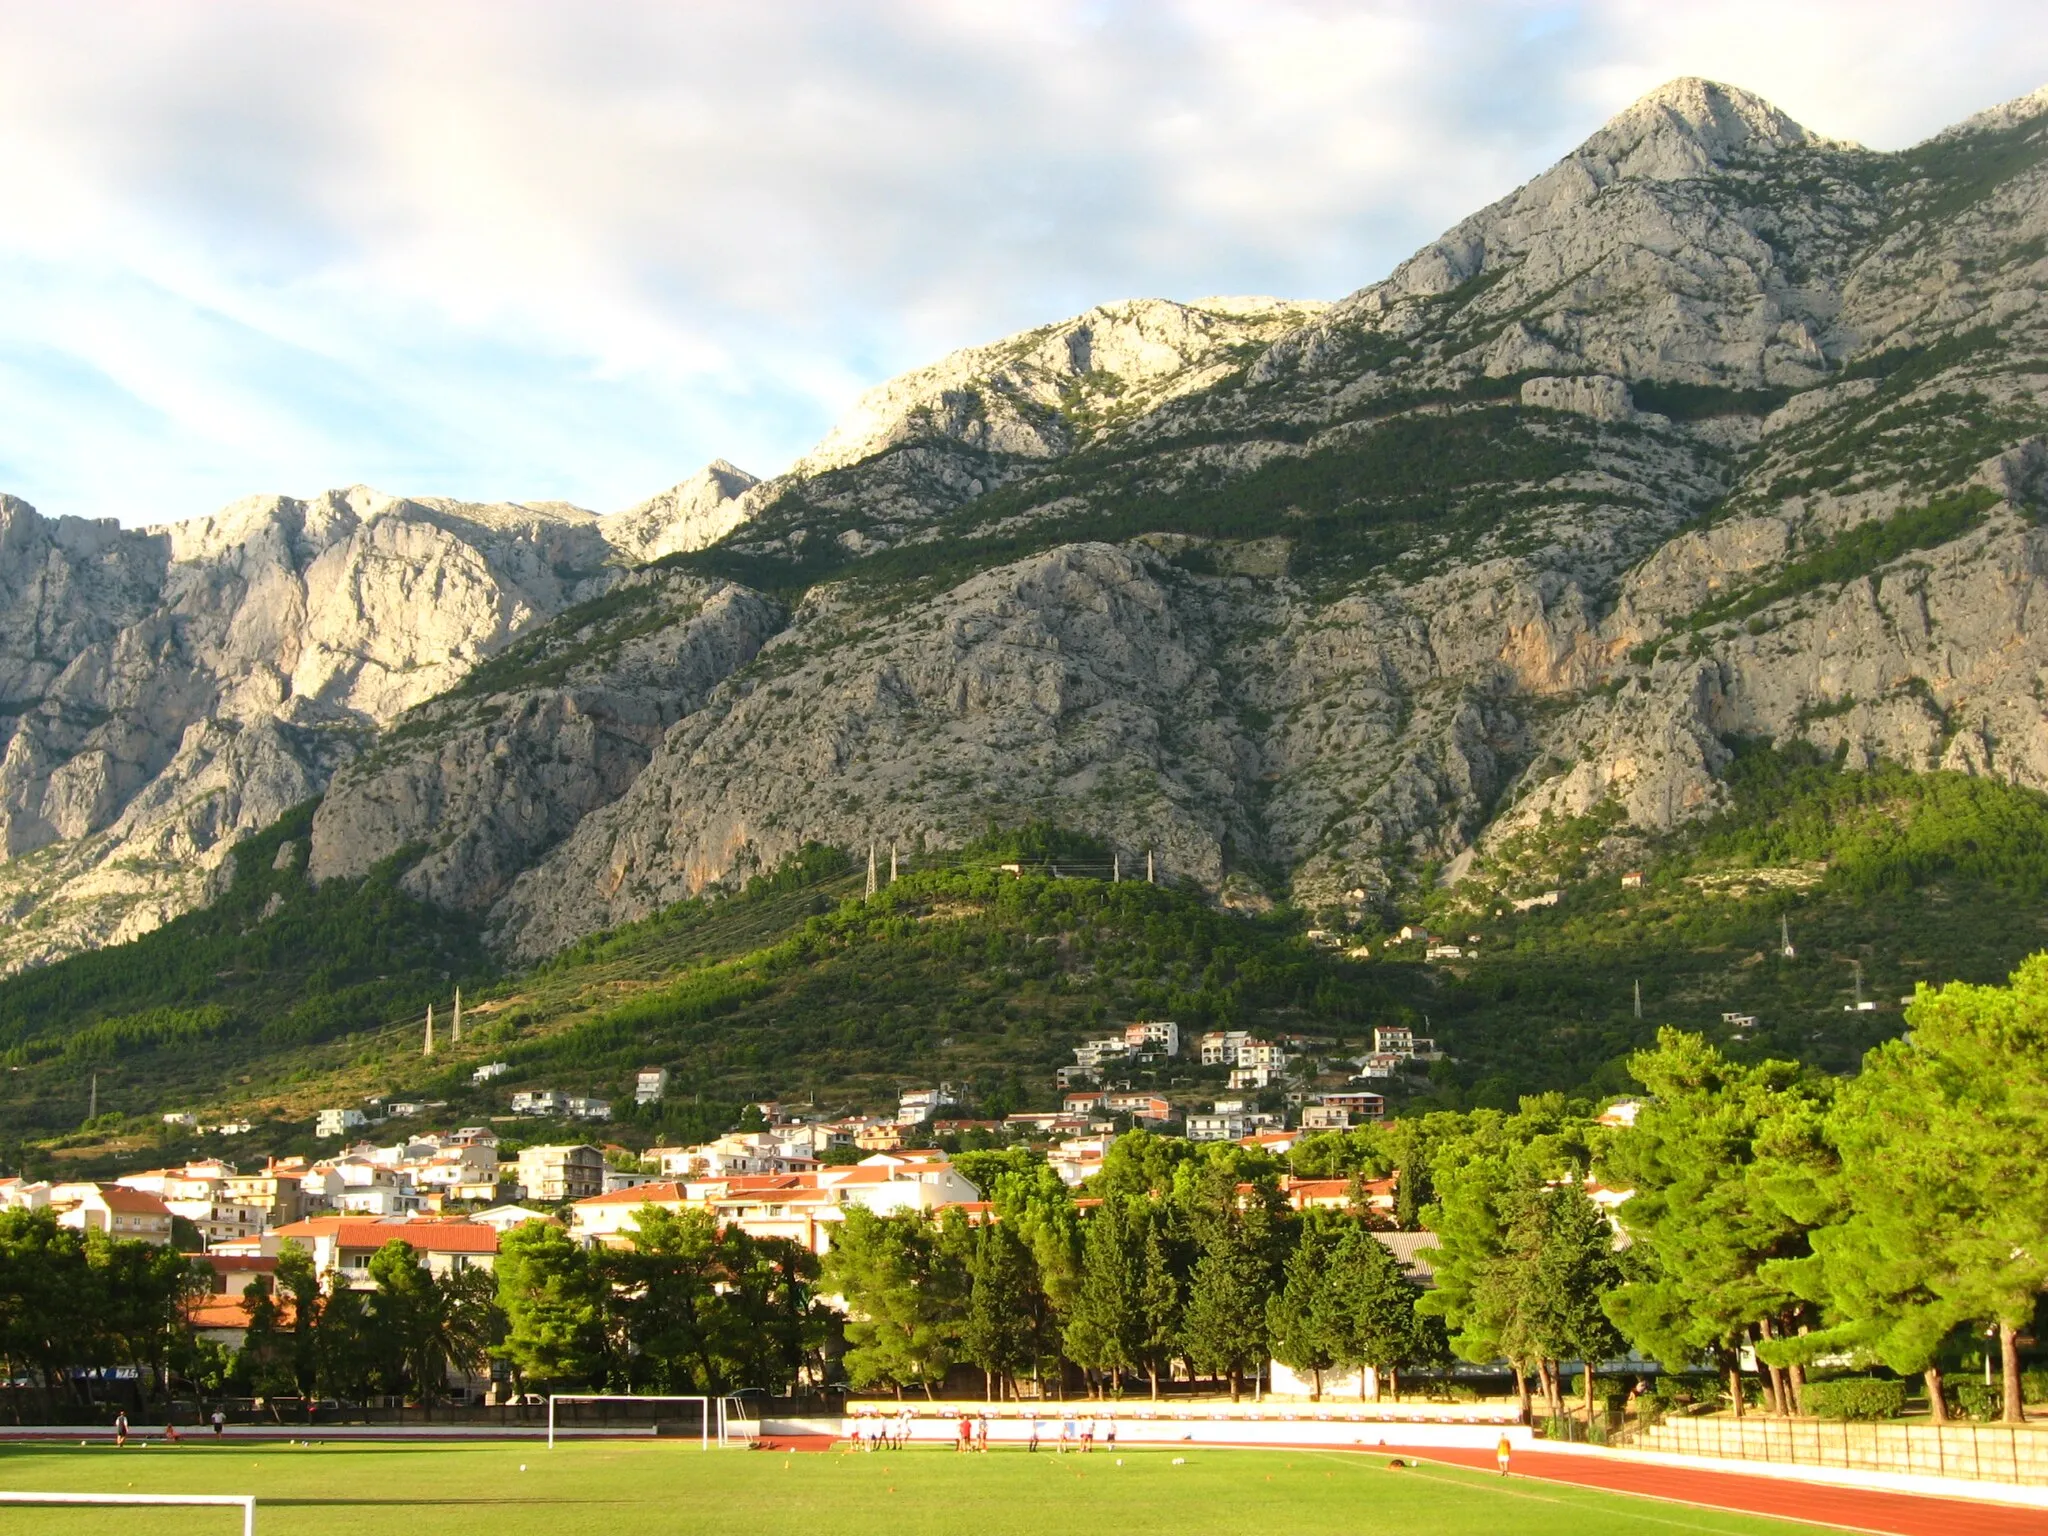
[1122, 1020, 1180, 1057]
[53, 1184, 174, 1246]
[315, 1107, 368, 1138]
[635, 1067, 670, 1104]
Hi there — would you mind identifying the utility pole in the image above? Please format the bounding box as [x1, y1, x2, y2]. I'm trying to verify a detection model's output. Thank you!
[866, 842, 878, 900]
[424, 1003, 435, 1057]
[88, 1072, 97, 1121]
[1113, 853, 1121, 883]
[1147, 850, 1155, 885]
[1852, 960, 1864, 1007]
[452, 987, 463, 1045]
[890, 845, 898, 884]
[1633, 979, 1642, 1020]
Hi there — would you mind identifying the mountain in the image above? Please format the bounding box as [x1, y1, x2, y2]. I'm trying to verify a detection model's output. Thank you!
[483, 76, 2048, 952]
[5, 77, 2048, 1142]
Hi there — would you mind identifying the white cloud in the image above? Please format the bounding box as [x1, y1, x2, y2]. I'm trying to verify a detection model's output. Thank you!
[0, 0, 2039, 523]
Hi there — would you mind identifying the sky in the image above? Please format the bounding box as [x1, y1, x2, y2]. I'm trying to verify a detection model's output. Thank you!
[0, 2, 2043, 526]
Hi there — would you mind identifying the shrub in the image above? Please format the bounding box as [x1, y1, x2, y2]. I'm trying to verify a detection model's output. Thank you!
[1804, 1377, 1908, 1421]
[1949, 1379, 1999, 1421]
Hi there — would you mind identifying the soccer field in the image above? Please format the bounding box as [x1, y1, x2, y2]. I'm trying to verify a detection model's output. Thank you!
[0, 1438, 1829, 1535]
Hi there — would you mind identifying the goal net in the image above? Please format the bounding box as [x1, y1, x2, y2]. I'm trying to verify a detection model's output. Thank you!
[547, 1393, 712, 1449]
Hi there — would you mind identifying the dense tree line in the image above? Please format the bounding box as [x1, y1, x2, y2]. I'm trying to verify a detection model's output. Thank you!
[232, 1240, 499, 1407]
[0, 1210, 200, 1416]
[823, 957, 2048, 1424]
[15, 957, 2048, 1427]
[492, 1210, 823, 1395]
[821, 1138, 1445, 1403]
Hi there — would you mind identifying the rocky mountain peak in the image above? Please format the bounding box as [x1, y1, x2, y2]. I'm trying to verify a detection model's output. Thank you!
[602, 460, 762, 564]
[1577, 77, 1838, 182]
[789, 296, 1326, 477]
[1938, 82, 2048, 140]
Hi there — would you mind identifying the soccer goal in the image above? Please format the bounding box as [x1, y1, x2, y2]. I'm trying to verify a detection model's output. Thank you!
[547, 1393, 711, 1450]
[716, 1394, 762, 1446]
[0, 1491, 254, 1536]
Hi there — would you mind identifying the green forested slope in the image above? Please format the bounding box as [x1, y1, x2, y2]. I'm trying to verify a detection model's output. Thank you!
[9, 747, 2048, 1177]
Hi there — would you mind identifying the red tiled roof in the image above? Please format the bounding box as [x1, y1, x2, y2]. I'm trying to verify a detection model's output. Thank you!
[94, 1186, 172, 1216]
[201, 1254, 277, 1275]
[573, 1182, 691, 1207]
[185, 1294, 298, 1330]
[272, 1217, 498, 1254]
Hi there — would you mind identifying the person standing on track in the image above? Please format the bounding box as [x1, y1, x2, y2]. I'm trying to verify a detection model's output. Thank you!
[1496, 1432, 1513, 1476]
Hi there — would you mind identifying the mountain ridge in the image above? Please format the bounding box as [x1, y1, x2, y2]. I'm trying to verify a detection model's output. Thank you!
[0, 75, 2046, 979]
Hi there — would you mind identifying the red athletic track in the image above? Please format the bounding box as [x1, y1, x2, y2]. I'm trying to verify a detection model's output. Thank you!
[1392, 1444, 2048, 1536]
[775, 1435, 2048, 1533]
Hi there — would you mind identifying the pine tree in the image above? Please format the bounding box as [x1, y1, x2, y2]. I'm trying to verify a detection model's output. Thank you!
[1181, 1218, 1272, 1402]
[1528, 1186, 1626, 1426]
[1266, 1223, 1343, 1399]
[821, 1208, 960, 1398]
[1136, 1215, 1183, 1399]
[1063, 1198, 1142, 1396]
[494, 1219, 605, 1388]
[1601, 1030, 1831, 1420]
[1330, 1220, 1423, 1400]
[1801, 958, 2048, 1423]
[961, 1221, 1037, 1399]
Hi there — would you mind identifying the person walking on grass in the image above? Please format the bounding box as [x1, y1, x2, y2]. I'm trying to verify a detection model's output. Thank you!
[113, 1411, 128, 1448]
[1028, 1416, 1042, 1452]
[1496, 1433, 1513, 1476]
[210, 1407, 225, 1440]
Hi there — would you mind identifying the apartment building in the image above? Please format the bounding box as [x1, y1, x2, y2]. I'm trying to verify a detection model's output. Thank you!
[516, 1144, 607, 1203]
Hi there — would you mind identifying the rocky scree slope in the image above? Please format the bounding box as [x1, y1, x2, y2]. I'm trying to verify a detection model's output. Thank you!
[487, 77, 2048, 954]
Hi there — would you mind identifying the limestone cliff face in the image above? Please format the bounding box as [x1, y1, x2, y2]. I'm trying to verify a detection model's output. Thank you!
[307, 569, 780, 911]
[0, 488, 627, 968]
[9, 77, 2048, 969]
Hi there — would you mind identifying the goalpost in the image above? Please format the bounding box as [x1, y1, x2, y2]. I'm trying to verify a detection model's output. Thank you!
[716, 1394, 761, 1447]
[0, 1492, 255, 1536]
[547, 1393, 711, 1450]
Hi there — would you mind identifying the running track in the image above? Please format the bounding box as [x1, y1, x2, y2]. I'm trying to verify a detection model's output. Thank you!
[763, 1434, 2048, 1535]
[1392, 1444, 2048, 1536]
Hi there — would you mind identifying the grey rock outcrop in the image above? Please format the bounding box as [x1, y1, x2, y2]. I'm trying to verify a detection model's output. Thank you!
[0, 487, 625, 968]
[602, 462, 761, 564]
[308, 569, 780, 910]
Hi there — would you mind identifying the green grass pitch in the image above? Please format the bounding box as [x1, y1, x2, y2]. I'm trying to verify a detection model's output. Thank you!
[0, 1439, 1818, 1535]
